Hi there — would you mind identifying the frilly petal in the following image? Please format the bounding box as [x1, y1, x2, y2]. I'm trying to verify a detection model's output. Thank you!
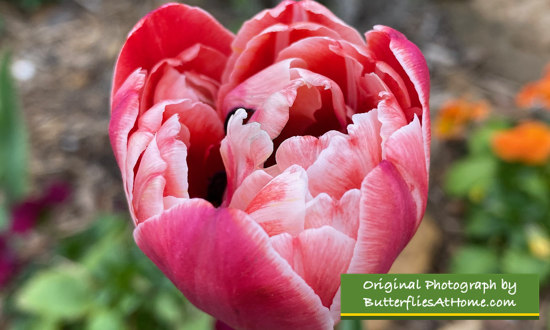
[246, 165, 308, 236]
[269, 226, 355, 308]
[221, 109, 273, 203]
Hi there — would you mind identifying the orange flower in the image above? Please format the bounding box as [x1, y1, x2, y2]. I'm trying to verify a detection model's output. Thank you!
[491, 121, 550, 165]
[435, 98, 489, 139]
[516, 66, 550, 110]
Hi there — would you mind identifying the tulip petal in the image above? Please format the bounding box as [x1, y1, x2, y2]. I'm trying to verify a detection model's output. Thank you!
[219, 22, 341, 104]
[134, 199, 334, 330]
[276, 135, 324, 171]
[224, 0, 364, 82]
[306, 134, 363, 198]
[165, 101, 224, 199]
[347, 160, 417, 274]
[132, 134, 167, 223]
[156, 115, 190, 200]
[304, 193, 333, 229]
[377, 93, 408, 146]
[221, 109, 273, 202]
[223, 59, 349, 142]
[113, 3, 234, 96]
[371, 25, 429, 114]
[304, 189, 360, 239]
[384, 116, 427, 225]
[332, 189, 361, 239]
[306, 110, 381, 199]
[229, 169, 273, 210]
[246, 165, 307, 236]
[152, 68, 219, 108]
[221, 59, 303, 137]
[269, 226, 355, 308]
[275, 132, 342, 171]
[276, 37, 372, 113]
[141, 44, 228, 111]
[372, 25, 431, 172]
[109, 69, 146, 176]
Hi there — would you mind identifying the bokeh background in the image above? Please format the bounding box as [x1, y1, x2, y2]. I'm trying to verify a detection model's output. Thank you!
[1, 0, 550, 329]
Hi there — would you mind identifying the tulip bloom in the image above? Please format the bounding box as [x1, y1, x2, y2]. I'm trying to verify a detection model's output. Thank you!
[109, 1, 430, 329]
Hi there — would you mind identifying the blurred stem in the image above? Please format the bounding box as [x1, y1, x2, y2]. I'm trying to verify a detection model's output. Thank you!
[0, 52, 28, 203]
[339, 319, 364, 330]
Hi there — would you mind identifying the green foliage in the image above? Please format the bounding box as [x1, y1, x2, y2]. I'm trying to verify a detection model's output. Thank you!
[6, 0, 58, 12]
[16, 265, 93, 320]
[9, 215, 212, 329]
[0, 53, 28, 203]
[445, 121, 550, 282]
[444, 156, 496, 199]
[450, 245, 499, 274]
[339, 319, 363, 330]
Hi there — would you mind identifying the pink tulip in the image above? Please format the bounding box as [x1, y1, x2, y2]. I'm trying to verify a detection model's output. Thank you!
[110, 1, 430, 329]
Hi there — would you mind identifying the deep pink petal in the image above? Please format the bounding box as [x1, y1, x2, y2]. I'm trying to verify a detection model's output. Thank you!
[134, 199, 333, 329]
[347, 161, 417, 274]
[367, 25, 431, 171]
[374, 61, 411, 109]
[246, 165, 308, 236]
[112, 3, 234, 96]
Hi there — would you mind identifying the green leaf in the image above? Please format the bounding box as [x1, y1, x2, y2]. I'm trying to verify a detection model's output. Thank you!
[0, 53, 28, 202]
[154, 292, 185, 325]
[450, 245, 499, 273]
[501, 249, 550, 282]
[182, 306, 212, 330]
[339, 319, 363, 330]
[464, 209, 501, 239]
[87, 309, 126, 330]
[467, 121, 509, 156]
[16, 264, 94, 320]
[444, 156, 496, 198]
[0, 203, 8, 231]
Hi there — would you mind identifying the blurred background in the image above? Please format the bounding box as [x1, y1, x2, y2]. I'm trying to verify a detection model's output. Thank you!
[0, 0, 549, 329]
